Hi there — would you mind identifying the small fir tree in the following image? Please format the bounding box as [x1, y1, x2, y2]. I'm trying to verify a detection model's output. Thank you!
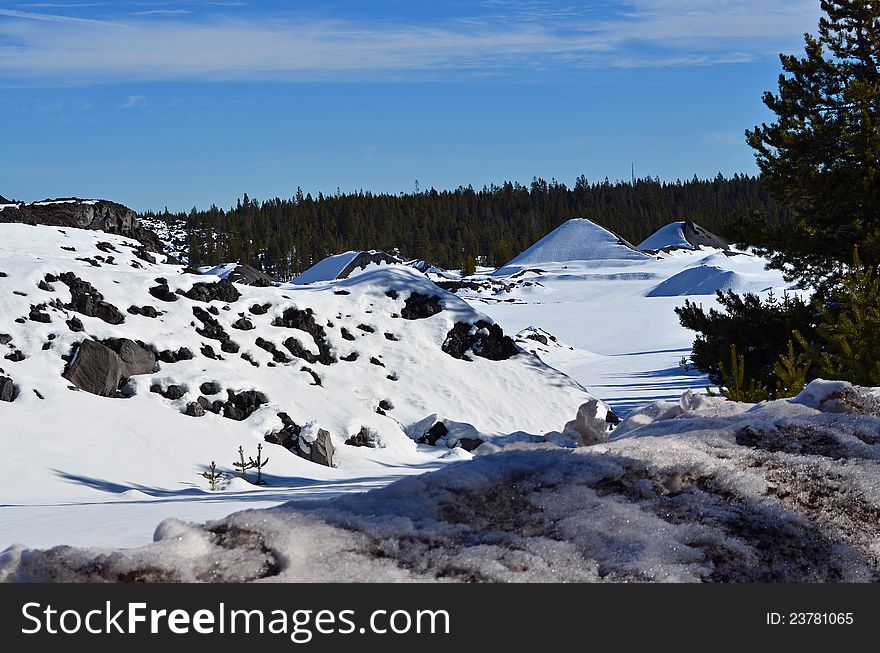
[233, 445, 254, 482]
[200, 461, 223, 491]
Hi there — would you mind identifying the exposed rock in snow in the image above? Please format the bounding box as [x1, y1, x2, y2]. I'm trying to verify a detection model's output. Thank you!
[62, 339, 129, 397]
[0, 198, 166, 256]
[0, 375, 16, 402]
[638, 221, 729, 252]
[198, 263, 275, 287]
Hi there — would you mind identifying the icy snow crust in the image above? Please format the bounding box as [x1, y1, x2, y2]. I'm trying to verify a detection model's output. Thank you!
[0, 223, 605, 549]
[4, 381, 880, 583]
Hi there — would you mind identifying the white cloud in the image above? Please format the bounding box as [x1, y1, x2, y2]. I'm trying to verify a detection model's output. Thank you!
[119, 95, 145, 109]
[0, 1, 822, 84]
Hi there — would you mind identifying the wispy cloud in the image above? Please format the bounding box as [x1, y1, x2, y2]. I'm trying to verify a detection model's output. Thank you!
[119, 95, 145, 109]
[0, 1, 821, 85]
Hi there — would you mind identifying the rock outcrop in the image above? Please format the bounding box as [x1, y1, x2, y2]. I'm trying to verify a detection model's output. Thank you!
[0, 198, 166, 256]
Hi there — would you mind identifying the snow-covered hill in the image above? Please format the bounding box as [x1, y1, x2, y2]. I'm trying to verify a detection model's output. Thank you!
[494, 218, 649, 275]
[638, 220, 729, 251]
[0, 223, 609, 549]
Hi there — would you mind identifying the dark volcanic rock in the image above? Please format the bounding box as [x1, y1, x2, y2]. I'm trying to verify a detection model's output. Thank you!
[457, 437, 485, 452]
[157, 347, 194, 364]
[101, 338, 157, 376]
[232, 317, 255, 331]
[127, 305, 159, 318]
[401, 292, 442, 320]
[62, 340, 126, 397]
[255, 337, 292, 364]
[0, 376, 16, 402]
[66, 316, 84, 332]
[184, 279, 241, 303]
[420, 421, 449, 446]
[58, 272, 124, 325]
[192, 306, 239, 353]
[223, 264, 275, 287]
[249, 303, 271, 316]
[345, 426, 377, 448]
[222, 389, 268, 421]
[199, 381, 221, 396]
[185, 402, 206, 418]
[442, 320, 519, 361]
[28, 305, 51, 323]
[0, 198, 165, 255]
[273, 307, 335, 364]
[149, 280, 178, 303]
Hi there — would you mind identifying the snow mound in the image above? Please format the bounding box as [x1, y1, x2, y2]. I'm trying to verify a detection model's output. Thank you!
[638, 221, 729, 251]
[6, 383, 880, 583]
[494, 219, 648, 276]
[646, 265, 743, 297]
[292, 250, 402, 285]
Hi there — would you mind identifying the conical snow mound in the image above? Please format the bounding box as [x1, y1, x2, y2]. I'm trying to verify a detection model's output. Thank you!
[638, 221, 729, 251]
[494, 219, 648, 275]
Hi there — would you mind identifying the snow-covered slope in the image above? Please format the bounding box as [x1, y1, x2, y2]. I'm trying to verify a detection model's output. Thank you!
[494, 218, 648, 275]
[451, 246, 793, 416]
[0, 223, 609, 549]
[638, 221, 729, 251]
[6, 380, 879, 583]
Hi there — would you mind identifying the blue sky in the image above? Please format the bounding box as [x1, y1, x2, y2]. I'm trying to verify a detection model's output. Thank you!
[0, 1, 821, 212]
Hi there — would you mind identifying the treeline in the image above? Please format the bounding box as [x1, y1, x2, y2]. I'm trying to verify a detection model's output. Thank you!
[142, 174, 787, 279]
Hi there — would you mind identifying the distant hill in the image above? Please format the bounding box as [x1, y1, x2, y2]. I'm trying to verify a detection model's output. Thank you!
[638, 221, 730, 251]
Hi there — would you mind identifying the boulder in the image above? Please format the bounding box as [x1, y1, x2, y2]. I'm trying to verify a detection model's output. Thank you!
[58, 272, 124, 325]
[102, 338, 157, 376]
[199, 381, 221, 396]
[401, 293, 442, 320]
[184, 280, 241, 303]
[442, 320, 519, 361]
[0, 376, 15, 402]
[308, 429, 336, 467]
[62, 340, 126, 397]
[225, 264, 275, 287]
[184, 402, 206, 418]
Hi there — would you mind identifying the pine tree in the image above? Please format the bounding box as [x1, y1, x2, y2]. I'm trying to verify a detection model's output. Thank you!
[462, 255, 477, 277]
[233, 445, 254, 482]
[816, 249, 880, 384]
[248, 443, 270, 486]
[200, 461, 223, 491]
[746, 0, 880, 289]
